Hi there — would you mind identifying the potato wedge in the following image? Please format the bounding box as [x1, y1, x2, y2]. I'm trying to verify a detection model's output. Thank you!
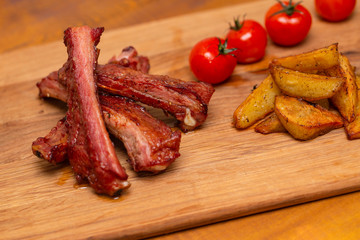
[271, 43, 339, 72]
[233, 75, 281, 129]
[331, 54, 358, 122]
[344, 75, 360, 139]
[254, 112, 286, 134]
[345, 105, 360, 139]
[270, 64, 345, 101]
[319, 65, 343, 77]
[275, 95, 343, 140]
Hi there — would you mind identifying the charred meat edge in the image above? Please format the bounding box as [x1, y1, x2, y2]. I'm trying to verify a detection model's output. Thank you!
[32, 117, 68, 165]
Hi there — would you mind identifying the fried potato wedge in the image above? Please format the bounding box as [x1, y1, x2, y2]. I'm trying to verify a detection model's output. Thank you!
[344, 75, 360, 139]
[254, 112, 286, 134]
[233, 75, 281, 129]
[271, 43, 339, 72]
[270, 64, 345, 101]
[345, 105, 360, 139]
[331, 54, 358, 122]
[275, 95, 343, 140]
[319, 65, 343, 77]
[255, 99, 331, 135]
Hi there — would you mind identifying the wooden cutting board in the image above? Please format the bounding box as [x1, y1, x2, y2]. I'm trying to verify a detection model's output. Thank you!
[1, 1, 359, 239]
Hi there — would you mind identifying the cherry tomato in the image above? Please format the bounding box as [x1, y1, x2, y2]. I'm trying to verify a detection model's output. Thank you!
[265, 0, 312, 46]
[226, 17, 268, 64]
[315, 0, 356, 22]
[189, 37, 237, 84]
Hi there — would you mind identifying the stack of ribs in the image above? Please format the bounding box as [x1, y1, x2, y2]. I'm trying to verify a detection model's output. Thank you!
[32, 26, 215, 196]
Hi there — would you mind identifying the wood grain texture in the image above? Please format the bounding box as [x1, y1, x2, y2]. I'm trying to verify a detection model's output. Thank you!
[152, 192, 360, 240]
[0, 0, 250, 54]
[1, 0, 360, 240]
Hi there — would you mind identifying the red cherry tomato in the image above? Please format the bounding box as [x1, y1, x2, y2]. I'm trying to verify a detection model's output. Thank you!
[226, 17, 268, 64]
[189, 37, 237, 84]
[265, 0, 312, 46]
[315, 0, 356, 22]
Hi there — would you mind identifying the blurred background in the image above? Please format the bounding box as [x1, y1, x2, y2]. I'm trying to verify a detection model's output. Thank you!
[0, 0, 252, 53]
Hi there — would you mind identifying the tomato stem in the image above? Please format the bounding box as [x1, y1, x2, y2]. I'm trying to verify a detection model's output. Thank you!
[217, 38, 237, 57]
[271, 0, 303, 16]
[229, 15, 246, 31]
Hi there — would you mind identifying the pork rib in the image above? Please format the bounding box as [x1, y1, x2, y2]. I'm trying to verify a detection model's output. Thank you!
[100, 93, 181, 172]
[39, 47, 214, 132]
[36, 46, 149, 102]
[32, 92, 182, 173]
[61, 26, 129, 195]
[96, 64, 215, 131]
[32, 117, 68, 164]
[37, 71, 67, 101]
[107, 46, 150, 74]
[35, 47, 182, 173]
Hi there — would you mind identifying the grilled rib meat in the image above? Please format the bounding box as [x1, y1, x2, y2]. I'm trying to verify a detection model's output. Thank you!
[107, 46, 150, 74]
[32, 117, 68, 164]
[96, 64, 215, 131]
[35, 61, 182, 172]
[39, 44, 214, 132]
[37, 46, 150, 102]
[33, 31, 213, 195]
[39, 64, 215, 132]
[32, 91, 182, 173]
[37, 71, 67, 101]
[60, 26, 129, 195]
[100, 93, 181, 172]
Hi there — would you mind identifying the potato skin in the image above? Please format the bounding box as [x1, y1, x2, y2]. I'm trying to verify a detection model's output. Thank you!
[274, 95, 343, 140]
[233, 75, 281, 129]
[271, 43, 339, 72]
[254, 112, 286, 134]
[330, 54, 358, 122]
[344, 75, 360, 139]
[270, 64, 345, 101]
[345, 115, 360, 139]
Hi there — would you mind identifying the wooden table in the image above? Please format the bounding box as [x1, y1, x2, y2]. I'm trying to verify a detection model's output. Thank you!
[1, 0, 359, 239]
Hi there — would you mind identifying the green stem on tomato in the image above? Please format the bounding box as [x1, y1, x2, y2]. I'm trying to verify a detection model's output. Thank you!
[229, 15, 247, 31]
[271, 0, 303, 17]
[216, 38, 237, 57]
